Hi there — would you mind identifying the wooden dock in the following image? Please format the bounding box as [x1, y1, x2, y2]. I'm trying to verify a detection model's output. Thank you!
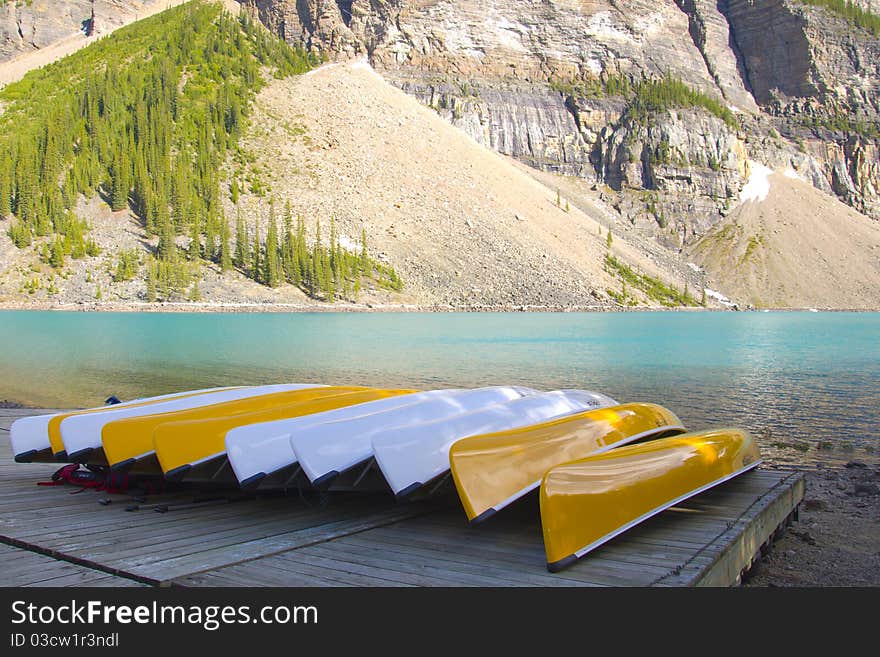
[0, 408, 804, 587]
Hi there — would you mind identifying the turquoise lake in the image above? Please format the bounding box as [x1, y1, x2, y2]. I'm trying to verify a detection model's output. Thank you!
[1, 311, 877, 465]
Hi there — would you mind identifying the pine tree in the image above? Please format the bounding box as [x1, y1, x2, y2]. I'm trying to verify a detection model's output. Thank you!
[0, 160, 12, 218]
[49, 236, 65, 269]
[220, 214, 232, 272]
[146, 264, 158, 301]
[359, 228, 369, 276]
[265, 205, 280, 287]
[110, 148, 130, 212]
[310, 221, 322, 297]
[157, 215, 176, 261]
[251, 222, 262, 283]
[606, 230, 613, 250]
[188, 216, 201, 260]
[281, 201, 294, 283]
[204, 214, 217, 262]
[234, 210, 249, 272]
[295, 214, 308, 287]
[700, 287, 707, 307]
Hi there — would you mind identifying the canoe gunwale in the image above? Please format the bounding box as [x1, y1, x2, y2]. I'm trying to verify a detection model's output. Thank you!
[467, 423, 688, 524]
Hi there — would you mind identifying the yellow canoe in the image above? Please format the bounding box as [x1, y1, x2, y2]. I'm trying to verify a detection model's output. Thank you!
[450, 403, 684, 523]
[154, 387, 420, 480]
[47, 387, 241, 458]
[540, 428, 762, 572]
[101, 386, 365, 470]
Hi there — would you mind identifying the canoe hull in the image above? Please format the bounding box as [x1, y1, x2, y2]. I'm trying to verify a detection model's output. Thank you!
[224, 389, 471, 488]
[540, 428, 762, 572]
[291, 386, 535, 486]
[11, 387, 240, 461]
[48, 387, 249, 459]
[153, 388, 417, 480]
[373, 390, 618, 497]
[99, 385, 335, 469]
[450, 403, 685, 523]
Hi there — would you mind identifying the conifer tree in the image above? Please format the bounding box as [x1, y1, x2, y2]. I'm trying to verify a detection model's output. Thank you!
[146, 265, 158, 302]
[158, 215, 176, 262]
[234, 210, 249, 272]
[359, 228, 369, 275]
[205, 214, 217, 262]
[0, 156, 13, 218]
[310, 221, 322, 297]
[281, 201, 294, 283]
[188, 217, 202, 260]
[295, 214, 308, 286]
[110, 148, 130, 212]
[251, 222, 262, 283]
[220, 215, 232, 272]
[265, 204, 280, 287]
[49, 236, 65, 269]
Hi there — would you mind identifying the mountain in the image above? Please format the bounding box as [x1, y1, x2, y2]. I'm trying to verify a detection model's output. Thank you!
[690, 168, 880, 309]
[238, 0, 880, 307]
[248, 1, 880, 219]
[0, 0, 878, 309]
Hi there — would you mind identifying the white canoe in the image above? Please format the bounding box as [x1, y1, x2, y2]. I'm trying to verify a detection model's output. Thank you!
[291, 386, 537, 486]
[58, 384, 323, 461]
[226, 389, 454, 487]
[373, 390, 618, 498]
[10, 387, 236, 462]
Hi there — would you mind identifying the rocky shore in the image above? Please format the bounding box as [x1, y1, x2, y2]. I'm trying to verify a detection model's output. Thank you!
[745, 461, 880, 586]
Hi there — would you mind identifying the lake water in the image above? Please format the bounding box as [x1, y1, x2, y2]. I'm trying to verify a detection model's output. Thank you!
[1, 310, 877, 467]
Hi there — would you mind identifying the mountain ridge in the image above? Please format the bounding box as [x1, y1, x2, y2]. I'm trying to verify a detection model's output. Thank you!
[0, 0, 878, 310]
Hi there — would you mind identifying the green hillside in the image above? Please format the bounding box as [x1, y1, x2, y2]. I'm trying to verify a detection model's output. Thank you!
[0, 0, 400, 302]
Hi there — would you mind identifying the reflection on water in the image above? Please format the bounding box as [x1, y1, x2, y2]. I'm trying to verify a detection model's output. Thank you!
[0, 311, 877, 466]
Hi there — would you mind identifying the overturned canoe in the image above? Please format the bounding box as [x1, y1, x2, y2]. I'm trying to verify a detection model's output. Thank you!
[226, 388, 474, 488]
[540, 428, 762, 572]
[101, 384, 354, 471]
[50, 386, 324, 462]
[291, 386, 536, 487]
[11, 386, 240, 463]
[153, 387, 418, 480]
[373, 390, 618, 498]
[450, 403, 685, 523]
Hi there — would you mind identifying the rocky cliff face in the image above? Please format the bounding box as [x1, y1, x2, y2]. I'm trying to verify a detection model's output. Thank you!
[0, 1, 162, 63]
[240, 0, 880, 238]
[1, 0, 91, 61]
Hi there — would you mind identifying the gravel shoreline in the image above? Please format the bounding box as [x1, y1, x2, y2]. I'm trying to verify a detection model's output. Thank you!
[744, 462, 880, 587]
[1, 302, 877, 313]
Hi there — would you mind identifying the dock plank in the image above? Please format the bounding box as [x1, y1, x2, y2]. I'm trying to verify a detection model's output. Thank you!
[0, 543, 144, 587]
